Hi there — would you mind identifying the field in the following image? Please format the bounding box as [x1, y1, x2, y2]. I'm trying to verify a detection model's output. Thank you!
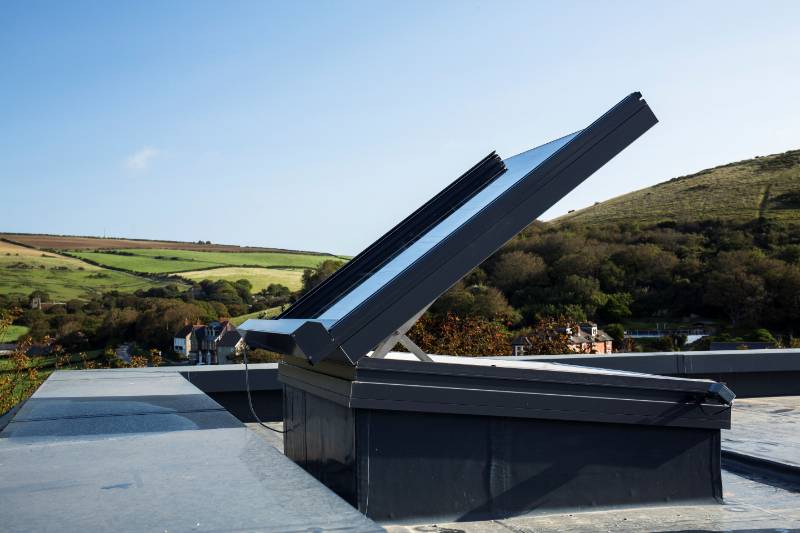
[0, 240, 177, 300]
[555, 149, 800, 227]
[179, 266, 305, 292]
[231, 306, 283, 326]
[0, 233, 329, 253]
[0, 349, 102, 372]
[0, 325, 29, 343]
[0, 234, 346, 301]
[70, 248, 336, 274]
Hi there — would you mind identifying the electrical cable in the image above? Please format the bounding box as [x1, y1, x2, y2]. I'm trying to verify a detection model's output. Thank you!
[242, 345, 285, 433]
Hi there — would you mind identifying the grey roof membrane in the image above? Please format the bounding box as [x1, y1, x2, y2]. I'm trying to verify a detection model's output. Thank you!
[0, 369, 382, 532]
[723, 395, 800, 471]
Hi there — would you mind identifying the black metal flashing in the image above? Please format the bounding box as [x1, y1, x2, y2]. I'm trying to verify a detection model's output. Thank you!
[281, 355, 727, 522]
[239, 93, 658, 365]
[278, 355, 732, 430]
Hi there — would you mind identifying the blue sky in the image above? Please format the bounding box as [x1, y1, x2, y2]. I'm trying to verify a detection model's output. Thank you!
[2, 1, 799, 255]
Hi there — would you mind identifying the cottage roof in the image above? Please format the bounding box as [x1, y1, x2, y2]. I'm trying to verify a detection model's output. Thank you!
[175, 325, 193, 338]
[218, 330, 243, 348]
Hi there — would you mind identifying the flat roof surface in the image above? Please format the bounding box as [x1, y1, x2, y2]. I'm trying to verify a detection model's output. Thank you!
[0, 369, 381, 533]
[3, 365, 799, 532]
[723, 396, 800, 471]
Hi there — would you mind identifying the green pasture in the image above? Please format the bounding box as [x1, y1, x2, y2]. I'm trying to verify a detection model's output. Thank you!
[71, 248, 340, 274]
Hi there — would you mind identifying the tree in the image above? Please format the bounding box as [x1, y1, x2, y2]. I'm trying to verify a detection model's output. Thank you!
[407, 313, 512, 356]
[0, 308, 42, 413]
[148, 348, 163, 367]
[513, 316, 573, 355]
[704, 251, 768, 326]
[199, 280, 243, 308]
[431, 282, 518, 320]
[129, 355, 148, 368]
[750, 328, 777, 343]
[66, 299, 84, 313]
[263, 283, 291, 298]
[559, 275, 607, 317]
[301, 260, 344, 293]
[233, 279, 254, 305]
[612, 244, 678, 287]
[599, 292, 633, 322]
[604, 323, 626, 350]
[489, 251, 547, 292]
[259, 284, 292, 307]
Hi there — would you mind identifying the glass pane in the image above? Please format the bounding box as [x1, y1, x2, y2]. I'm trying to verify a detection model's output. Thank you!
[319, 131, 580, 321]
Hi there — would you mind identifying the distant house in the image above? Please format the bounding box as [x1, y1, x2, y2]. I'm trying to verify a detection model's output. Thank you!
[512, 322, 614, 356]
[709, 341, 776, 351]
[174, 320, 236, 364]
[29, 296, 66, 311]
[216, 330, 245, 364]
[173, 325, 195, 357]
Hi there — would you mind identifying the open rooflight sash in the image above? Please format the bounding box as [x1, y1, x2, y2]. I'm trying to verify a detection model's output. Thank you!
[281, 152, 507, 319]
[318, 132, 578, 322]
[238, 93, 658, 365]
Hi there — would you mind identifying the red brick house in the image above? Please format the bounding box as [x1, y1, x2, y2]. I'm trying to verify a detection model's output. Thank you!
[511, 322, 614, 356]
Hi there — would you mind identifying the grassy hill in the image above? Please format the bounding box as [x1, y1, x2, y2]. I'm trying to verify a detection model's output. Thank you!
[180, 266, 306, 292]
[230, 306, 283, 326]
[69, 248, 333, 273]
[0, 240, 175, 300]
[0, 233, 330, 254]
[0, 325, 29, 342]
[0, 234, 345, 301]
[555, 149, 800, 227]
[67, 248, 339, 291]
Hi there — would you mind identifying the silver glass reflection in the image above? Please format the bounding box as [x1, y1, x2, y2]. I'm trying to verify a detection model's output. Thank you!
[319, 131, 581, 322]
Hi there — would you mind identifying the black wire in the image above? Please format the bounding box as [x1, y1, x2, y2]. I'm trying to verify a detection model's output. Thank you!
[243, 346, 285, 434]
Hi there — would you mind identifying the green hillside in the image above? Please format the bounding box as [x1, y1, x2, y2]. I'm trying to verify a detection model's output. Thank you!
[179, 266, 306, 292]
[555, 149, 800, 226]
[0, 240, 175, 301]
[66, 248, 339, 294]
[69, 248, 340, 274]
[0, 232, 346, 303]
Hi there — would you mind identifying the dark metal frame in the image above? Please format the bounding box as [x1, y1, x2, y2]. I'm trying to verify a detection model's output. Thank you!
[282, 152, 507, 319]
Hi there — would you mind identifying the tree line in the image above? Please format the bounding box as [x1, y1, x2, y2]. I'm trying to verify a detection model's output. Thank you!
[3, 216, 799, 359]
[427, 217, 800, 344]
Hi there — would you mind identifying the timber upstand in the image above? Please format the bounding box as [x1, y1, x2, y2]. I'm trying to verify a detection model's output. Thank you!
[276, 353, 731, 523]
[238, 93, 733, 521]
